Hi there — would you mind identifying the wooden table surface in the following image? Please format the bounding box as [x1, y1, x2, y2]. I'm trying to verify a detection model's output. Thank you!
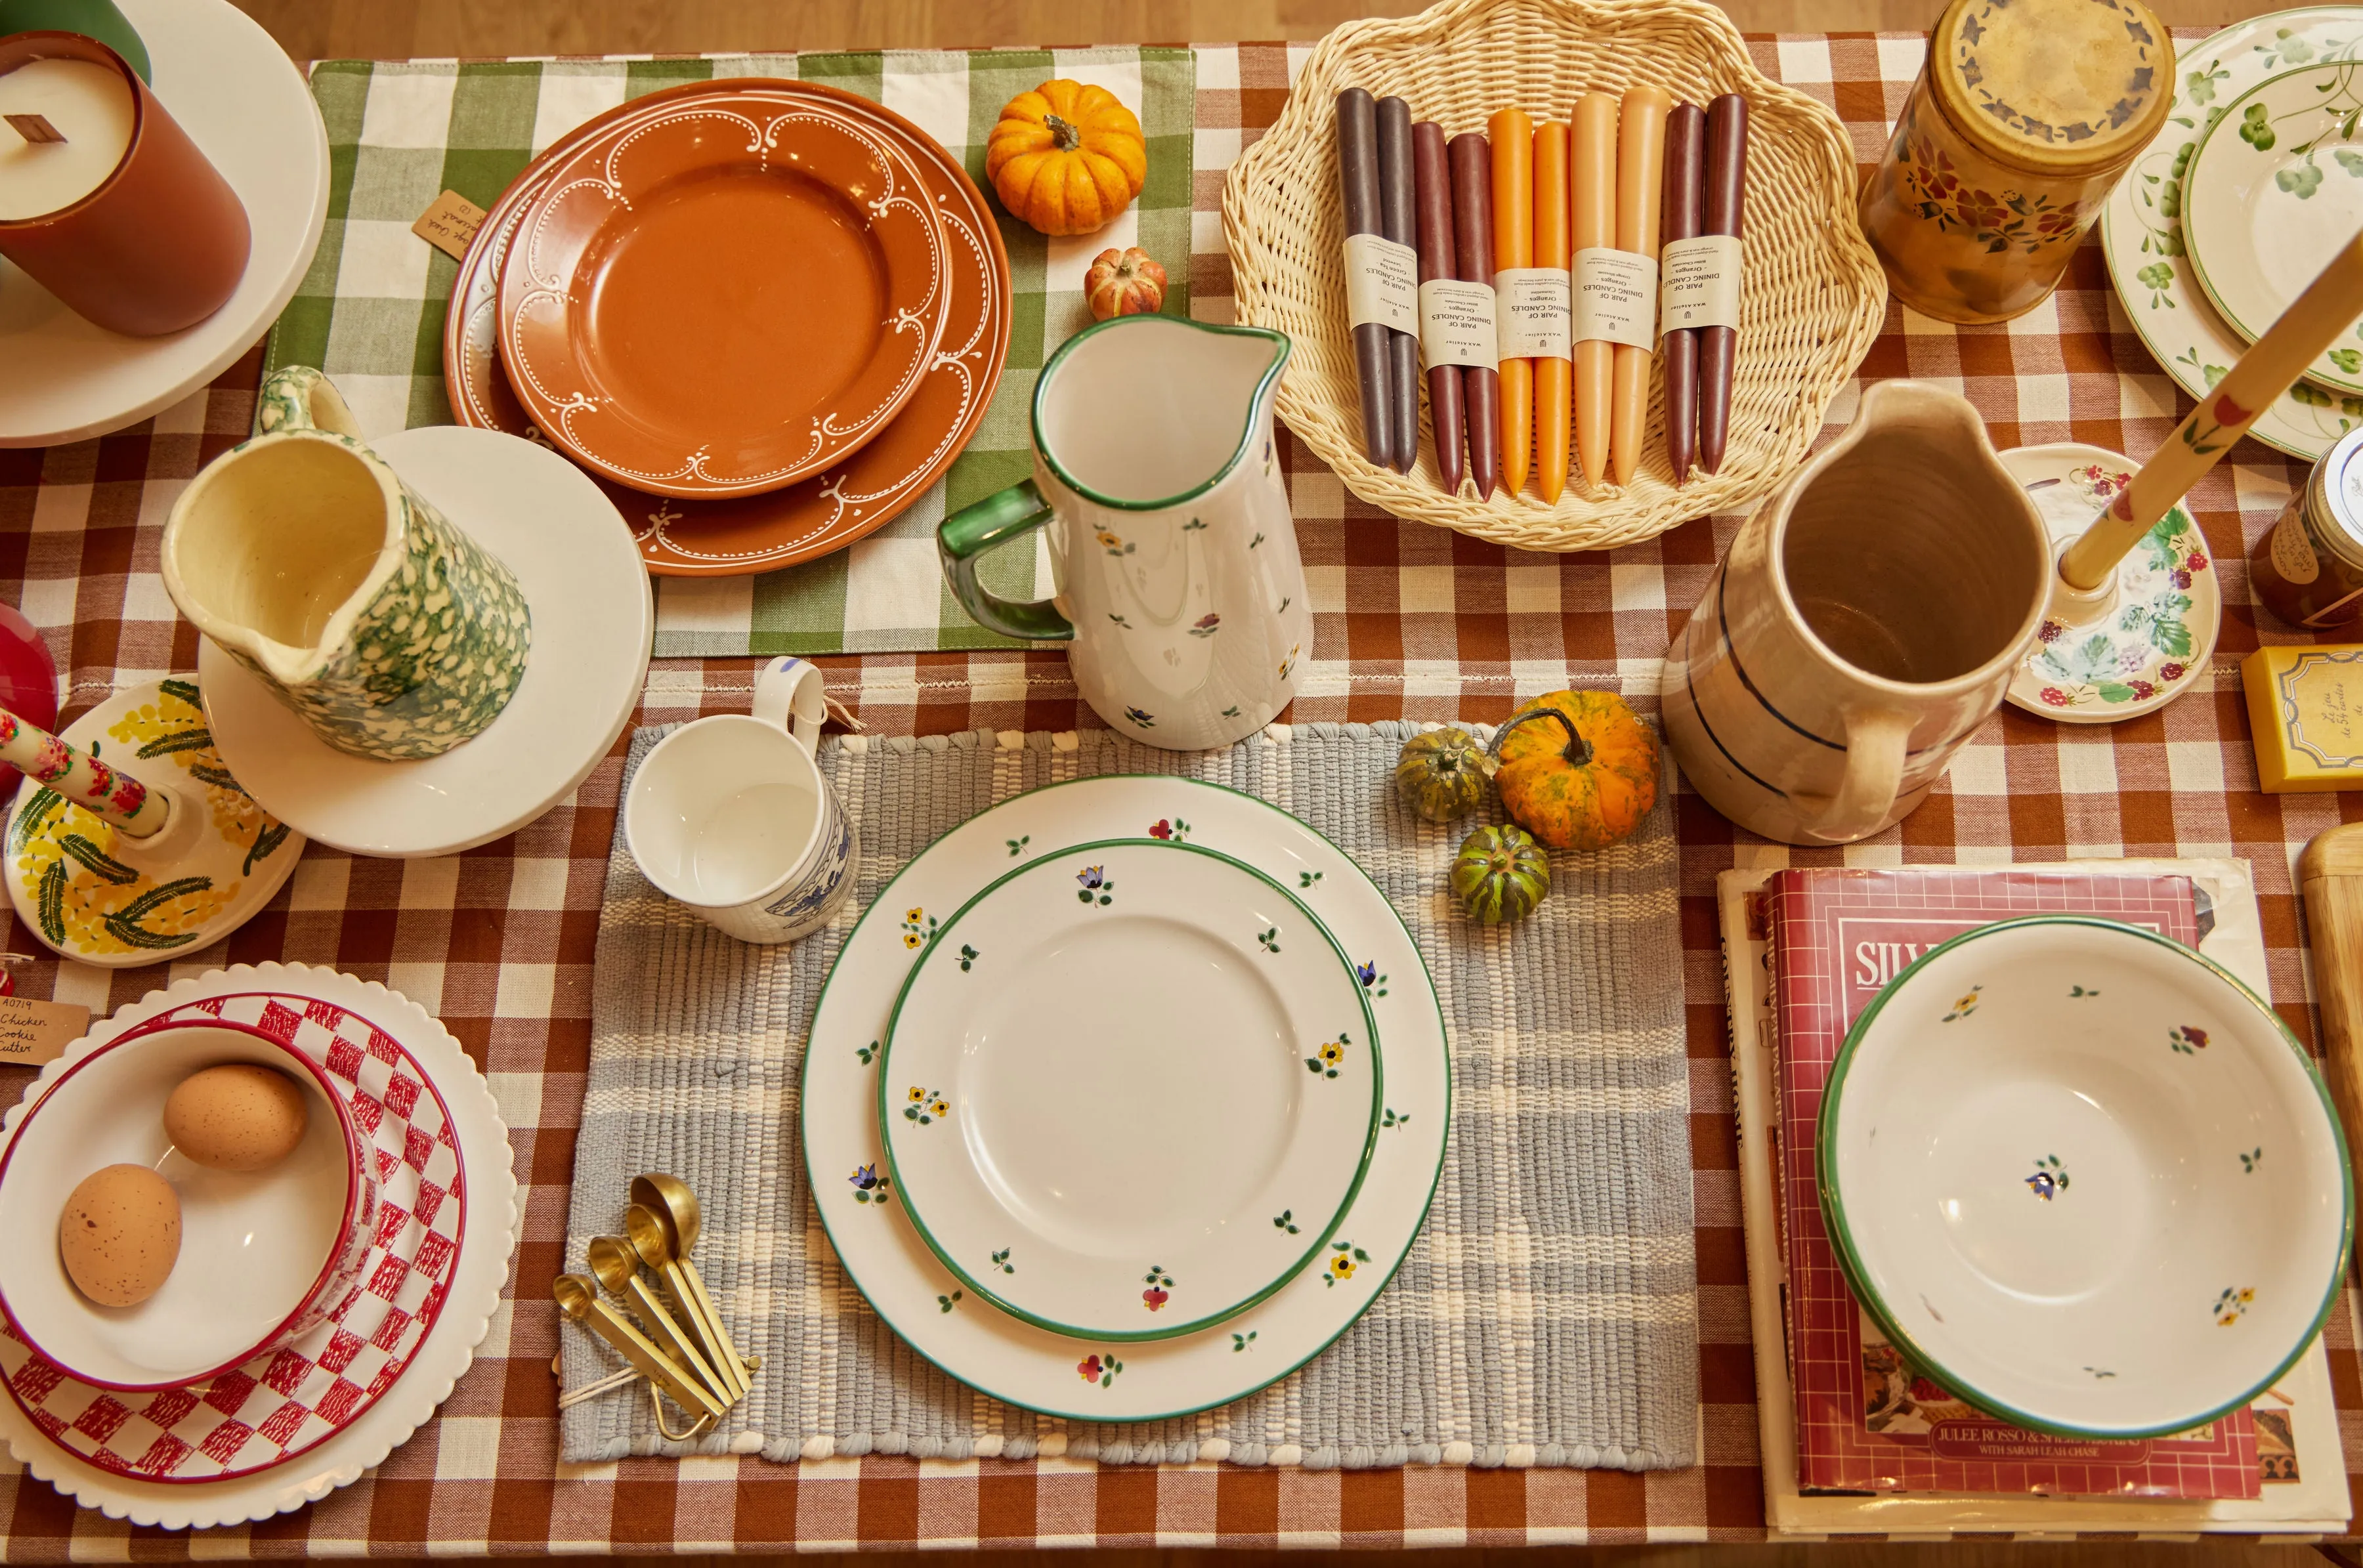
[227, 0, 2278, 62]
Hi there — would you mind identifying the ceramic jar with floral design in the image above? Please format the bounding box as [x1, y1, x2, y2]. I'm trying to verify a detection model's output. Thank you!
[1858, 0, 2173, 324]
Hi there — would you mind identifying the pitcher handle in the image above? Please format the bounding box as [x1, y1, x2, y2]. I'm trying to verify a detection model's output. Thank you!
[1808, 708, 1913, 844]
[938, 479, 1076, 643]
[256, 366, 366, 440]
[752, 656, 826, 755]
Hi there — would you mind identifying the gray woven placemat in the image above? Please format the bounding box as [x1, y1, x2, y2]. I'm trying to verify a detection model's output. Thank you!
[561, 721, 1696, 1469]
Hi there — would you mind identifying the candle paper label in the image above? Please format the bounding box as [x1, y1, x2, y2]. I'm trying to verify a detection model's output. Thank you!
[1659, 234, 1742, 332]
[413, 188, 490, 263]
[1493, 267, 1571, 360]
[0, 996, 89, 1067]
[1342, 232, 1418, 334]
[1418, 279, 1498, 370]
[1574, 247, 1658, 350]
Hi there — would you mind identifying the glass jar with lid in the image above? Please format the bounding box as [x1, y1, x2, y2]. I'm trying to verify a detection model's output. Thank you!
[1857, 0, 2171, 324]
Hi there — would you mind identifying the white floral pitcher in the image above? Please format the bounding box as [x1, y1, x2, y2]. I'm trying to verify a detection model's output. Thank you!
[938, 316, 1311, 752]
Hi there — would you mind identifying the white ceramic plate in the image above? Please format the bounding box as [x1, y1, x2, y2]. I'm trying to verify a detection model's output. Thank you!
[880, 838, 1379, 1342]
[198, 425, 654, 858]
[0, 963, 517, 1526]
[805, 775, 1445, 1422]
[2003, 442, 2221, 722]
[2186, 61, 2363, 393]
[2103, 7, 2363, 460]
[0, 0, 330, 448]
[1821, 916, 2352, 1439]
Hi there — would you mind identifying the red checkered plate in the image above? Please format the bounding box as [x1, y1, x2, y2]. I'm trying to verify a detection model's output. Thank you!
[0, 965, 517, 1527]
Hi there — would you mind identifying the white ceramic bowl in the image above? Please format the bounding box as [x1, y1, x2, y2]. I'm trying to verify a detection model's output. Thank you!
[0, 1017, 376, 1389]
[1820, 915, 2352, 1439]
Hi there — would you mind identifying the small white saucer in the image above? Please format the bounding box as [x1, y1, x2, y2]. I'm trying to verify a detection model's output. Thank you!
[200, 425, 653, 858]
[0, 0, 330, 448]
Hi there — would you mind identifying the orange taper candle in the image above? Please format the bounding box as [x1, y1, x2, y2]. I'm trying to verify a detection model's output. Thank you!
[1610, 85, 1672, 486]
[1489, 106, 1533, 498]
[1531, 120, 1571, 503]
[1571, 91, 1617, 490]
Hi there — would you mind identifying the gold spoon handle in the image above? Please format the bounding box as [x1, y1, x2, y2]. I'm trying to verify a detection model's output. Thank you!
[557, 1278, 727, 1420]
[661, 1256, 748, 1401]
[621, 1275, 734, 1408]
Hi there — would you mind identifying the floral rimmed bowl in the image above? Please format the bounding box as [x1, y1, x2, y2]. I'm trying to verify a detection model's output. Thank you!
[1819, 915, 2351, 1439]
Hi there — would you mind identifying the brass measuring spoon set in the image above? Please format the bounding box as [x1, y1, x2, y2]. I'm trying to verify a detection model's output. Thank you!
[553, 1173, 758, 1438]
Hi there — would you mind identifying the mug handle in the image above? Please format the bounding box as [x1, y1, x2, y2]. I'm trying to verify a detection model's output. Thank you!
[938, 479, 1076, 643]
[1807, 708, 1913, 844]
[752, 656, 826, 755]
[256, 365, 366, 440]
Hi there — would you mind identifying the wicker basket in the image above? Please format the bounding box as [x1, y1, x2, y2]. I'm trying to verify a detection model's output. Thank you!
[1222, 0, 1886, 552]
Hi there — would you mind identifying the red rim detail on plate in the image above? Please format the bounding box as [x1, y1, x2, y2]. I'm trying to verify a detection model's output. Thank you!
[447, 79, 1011, 576]
[497, 80, 952, 499]
[0, 993, 465, 1484]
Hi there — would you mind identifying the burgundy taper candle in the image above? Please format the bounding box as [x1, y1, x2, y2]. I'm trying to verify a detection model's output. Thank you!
[1336, 88, 1395, 469]
[1376, 96, 1419, 474]
[1411, 120, 1464, 495]
[1661, 102, 1706, 485]
[1699, 93, 1748, 475]
[1447, 130, 1499, 499]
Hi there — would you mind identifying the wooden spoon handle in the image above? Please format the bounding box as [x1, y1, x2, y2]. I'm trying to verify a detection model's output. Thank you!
[2297, 823, 2363, 1168]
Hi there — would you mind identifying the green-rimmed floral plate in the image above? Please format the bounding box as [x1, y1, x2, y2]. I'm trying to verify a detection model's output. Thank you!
[2002, 442, 2221, 721]
[880, 838, 1378, 1343]
[2186, 61, 2363, 394]
[1821, 915, 2351, 1439]
[2104, 7, 2363, 459]
[804, 774, 1446, 1423]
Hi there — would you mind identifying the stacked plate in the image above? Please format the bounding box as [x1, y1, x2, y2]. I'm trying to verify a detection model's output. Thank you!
[0, 964, 517, 1527]
[446, 79, 1013, 576]
[2103, 8, 2363, 461]
[803, 777, 1448, 1420]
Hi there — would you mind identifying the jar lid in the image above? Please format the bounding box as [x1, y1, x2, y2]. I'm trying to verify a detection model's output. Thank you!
[1930, 0, 2172, 175]
[2318, 425, 2363, 568]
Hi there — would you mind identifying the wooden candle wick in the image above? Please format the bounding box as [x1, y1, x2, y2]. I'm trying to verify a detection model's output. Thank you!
[5, 114, 66, 145]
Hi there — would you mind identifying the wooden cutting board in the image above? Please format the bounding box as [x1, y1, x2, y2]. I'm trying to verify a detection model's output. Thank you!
[2297, 822, 2363, 1164]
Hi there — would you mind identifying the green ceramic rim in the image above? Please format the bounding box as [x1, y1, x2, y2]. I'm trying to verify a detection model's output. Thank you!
[799, 773, 1449, 1424]
[2096, 3, 2356, 462]
[877, 834, 1382, 1344]
[2180, 62, 2363, 396]
[1029, 316, 1290, 513]
[1818, 913, 2355, 1441]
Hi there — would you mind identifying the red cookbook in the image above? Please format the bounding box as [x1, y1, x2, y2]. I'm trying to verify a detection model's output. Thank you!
[1768, 866, 2261, 1498]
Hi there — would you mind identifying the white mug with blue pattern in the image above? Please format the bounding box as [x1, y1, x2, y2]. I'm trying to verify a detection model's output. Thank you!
[623, 657, 857, 944]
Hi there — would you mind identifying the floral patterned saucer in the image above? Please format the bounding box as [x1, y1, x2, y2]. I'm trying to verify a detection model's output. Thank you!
[2102, 7, 2363, 459]
[878, 837, 1379, 1343]
[2002, 444, 2221, 723]
[1820, 915, 2350, 1439]
[2184, 61, 2363, 394]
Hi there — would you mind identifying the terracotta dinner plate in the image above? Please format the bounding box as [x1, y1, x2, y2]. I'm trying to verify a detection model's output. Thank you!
[450, 81, 1010, 576]
[497, 79, 954, 499]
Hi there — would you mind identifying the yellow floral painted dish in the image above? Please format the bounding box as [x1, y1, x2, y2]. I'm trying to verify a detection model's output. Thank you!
[1820, 914, 2352, 1439]
[878, 836, 1380, 1342]
[3, 679, 302, 967]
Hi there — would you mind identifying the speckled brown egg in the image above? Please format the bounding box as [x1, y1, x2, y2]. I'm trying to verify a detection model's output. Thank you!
[58, 1164, 181, 1307]
[163, 1063, 308, 1173]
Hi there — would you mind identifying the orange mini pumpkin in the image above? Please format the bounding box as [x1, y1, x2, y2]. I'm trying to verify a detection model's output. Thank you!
[1086, 247, 1168, 320]
[987, 79, 1147, 237]
[1487, 690, 1660, 851]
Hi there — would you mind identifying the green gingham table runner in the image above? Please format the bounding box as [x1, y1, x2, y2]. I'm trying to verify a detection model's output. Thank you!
[261, 48, 1195, 656]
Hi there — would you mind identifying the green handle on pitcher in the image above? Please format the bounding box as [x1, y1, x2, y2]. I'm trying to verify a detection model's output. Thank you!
[938, 478, 1076, 643]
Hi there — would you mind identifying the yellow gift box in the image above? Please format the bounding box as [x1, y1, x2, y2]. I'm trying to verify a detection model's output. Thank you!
[2243, 645, 2363, 792]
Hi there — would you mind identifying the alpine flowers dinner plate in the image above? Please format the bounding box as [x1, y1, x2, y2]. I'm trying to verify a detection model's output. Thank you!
[1820, 916, 2351, 1439]
[879, 838, 1380, 1342]
[803, 774, 1446, 1424]
[2184, 60, 2363, 396]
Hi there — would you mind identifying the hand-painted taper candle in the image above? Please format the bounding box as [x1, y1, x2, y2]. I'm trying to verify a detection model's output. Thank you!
[1609, 86, 1672, 487]
[1489, 107, 1534, 498]
[1571, 92, 1617, 490]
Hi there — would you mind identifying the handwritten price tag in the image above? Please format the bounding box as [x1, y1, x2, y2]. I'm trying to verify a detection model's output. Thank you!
[0, 995, 89, 1068]
[412, 188, 488, 262]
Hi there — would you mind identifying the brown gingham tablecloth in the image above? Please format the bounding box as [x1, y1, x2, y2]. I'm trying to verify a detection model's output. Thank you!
[0, 32, 2353, 1552]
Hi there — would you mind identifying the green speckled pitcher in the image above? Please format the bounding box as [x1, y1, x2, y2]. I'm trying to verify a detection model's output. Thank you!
[161, 366, 532, 761]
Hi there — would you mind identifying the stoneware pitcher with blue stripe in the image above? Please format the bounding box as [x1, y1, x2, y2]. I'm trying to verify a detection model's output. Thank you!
[1660, 379, 2050, 845]
[937, 315, 1310, 752]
